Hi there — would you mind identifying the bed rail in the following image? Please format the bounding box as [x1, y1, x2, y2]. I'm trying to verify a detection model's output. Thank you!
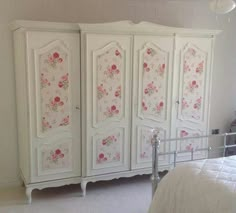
[151, 132, 236, 197]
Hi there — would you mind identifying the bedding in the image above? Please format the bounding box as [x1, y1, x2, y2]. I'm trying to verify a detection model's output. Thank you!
[149, 156, 236, 213]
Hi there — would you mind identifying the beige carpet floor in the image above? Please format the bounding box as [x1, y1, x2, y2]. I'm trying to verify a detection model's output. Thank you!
[0, 175, 152, 213]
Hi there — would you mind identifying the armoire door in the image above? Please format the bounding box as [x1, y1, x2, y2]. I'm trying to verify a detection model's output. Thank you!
[131, 35, 174, 170]
[26, 31, 81, 182]
[171, 37, 213, 161]
[83, 33, 132, 176]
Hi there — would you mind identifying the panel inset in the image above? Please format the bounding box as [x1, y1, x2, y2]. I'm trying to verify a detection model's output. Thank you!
[179, 43, 207, 122]
[139, 43, 168, 122]
[38, 141, 72, 175]
[35, 40, 71, 136]
[176, 127, 206, 160]
[93, 42, 125, 126]
[93, 128, 124, 169]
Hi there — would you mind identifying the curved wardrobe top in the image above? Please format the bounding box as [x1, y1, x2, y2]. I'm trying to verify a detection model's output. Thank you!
[79, 20, 221, 36]
[10, 20, 79, 32]
[10, 20, 221, 36]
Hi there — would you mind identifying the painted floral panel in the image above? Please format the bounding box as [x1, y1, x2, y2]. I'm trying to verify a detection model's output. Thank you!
[141, 45, 167, 121]
[180, 44, 206, 121]
[139, 127, 165, 161]
[40, 143, 71, 172]
[95, 45, 123, 124]
[96, 131, 122, 165]
[39, 46, 70, 133]
[178, 129, 202, 152]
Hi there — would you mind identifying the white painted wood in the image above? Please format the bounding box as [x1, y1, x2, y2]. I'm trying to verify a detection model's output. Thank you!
[82, 33, 132, 176]
[131, 35, 174, 170]
[14, 29, 31, 184]
[13, 20, 218, 201]
[13, 26, 82, 201]
[26, 31, 81, 182]
[171, 36, 214, 161]
[79, 21, 221, 36]
[10, 20, 79, 32]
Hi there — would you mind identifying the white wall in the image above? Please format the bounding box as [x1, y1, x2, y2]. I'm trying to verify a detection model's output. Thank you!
[0, 0, 235, 186]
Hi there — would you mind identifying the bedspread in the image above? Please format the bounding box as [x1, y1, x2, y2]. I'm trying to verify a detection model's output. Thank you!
[149, 156, 236, 213]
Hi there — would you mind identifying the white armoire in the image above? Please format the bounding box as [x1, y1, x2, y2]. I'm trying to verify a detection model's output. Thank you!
[12, 20, 220, 203]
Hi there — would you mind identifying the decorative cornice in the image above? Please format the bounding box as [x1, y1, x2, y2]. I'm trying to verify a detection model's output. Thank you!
[10, 20, 221, 36]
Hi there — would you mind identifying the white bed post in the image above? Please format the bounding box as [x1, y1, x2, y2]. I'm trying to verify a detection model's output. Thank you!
[151, 133, 161, 197]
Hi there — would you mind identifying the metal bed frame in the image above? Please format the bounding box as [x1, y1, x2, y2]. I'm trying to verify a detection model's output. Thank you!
[151, 132, 236, 197]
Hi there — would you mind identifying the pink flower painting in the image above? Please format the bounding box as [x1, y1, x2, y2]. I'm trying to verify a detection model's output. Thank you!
[48, 96, 64, 112]
[184, 60, 191, 73]
[97, 84, 108, 100]
[143, 62, 150, 72]
[102, 135, 117, 146]
[157, 64, 166, 77]
[114, 86, 121, 98]
[180, 130, 189, 138]
[115, 49, 121, 57]
[187, 80, 199, 92]
[193, 97, 202, 110]
[154, 101, 164, 114]
[142, 101, 148, 111]
[48, 148, 65, 163]
[40, 73, 51, 88]
[196, 61, 204, 74]
[144, 81, 158, 96]
[46, 51, 63, 67]
[104, 105, 120, 117]
[97, 153, 108, 164]
[182, 98, 189, 110]
[42, 117, 52, 132]
[58, 73, 69, 90]
[104, 64, 120, 79]
[59, 115, 70, 126]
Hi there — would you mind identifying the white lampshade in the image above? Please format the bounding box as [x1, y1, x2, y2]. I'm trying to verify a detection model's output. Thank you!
[209, 0, 236, 14]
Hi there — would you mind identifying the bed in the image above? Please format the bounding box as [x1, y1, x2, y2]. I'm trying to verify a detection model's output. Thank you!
[149, 132, 236, 213]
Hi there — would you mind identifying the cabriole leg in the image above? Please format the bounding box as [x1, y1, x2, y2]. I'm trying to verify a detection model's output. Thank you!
[26, 187, 33, 204]
[81, 181, 88, 197]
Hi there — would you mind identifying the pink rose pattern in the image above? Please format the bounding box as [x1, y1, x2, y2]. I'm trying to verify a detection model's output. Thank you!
[96, 47, 123, 123]
[59, 115, 70, 126]
[58, 73, 69, 90]
[144, 81, 158, 96]
[42, 117, 52, 132]
[154, 101, 164, 114]
[39, 47, 70, 133]
[46, 51, 63, 68]
[48, 149, 65, 163]
[181, 46, 206, 120]
[104, 105, 120, 117]
[97, 84, 108, 100]
[41, 144, 70, 171]
[40, 73, 51, 88]
[179, 129, 200, 152]
[96, 132, 121, 164]
[141, 46, 167, 119]
[142, 101, 148, 111]
[114, 86, 121, 98]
